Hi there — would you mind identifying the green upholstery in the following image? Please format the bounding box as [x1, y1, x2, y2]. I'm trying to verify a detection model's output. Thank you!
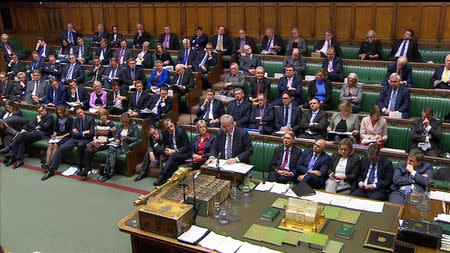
[126, 38, 133, 48]
[420, 49, 450, 64]
[256, 42, 263, 54]
[261, 60, 283, 77]
[409, 96, 450, 119]
[171, 55, 178, 64]
[222, 55, 232, 64]
[270, 84, 278, 101]
[412, 69, 434, 89]
[304, 63, 322, 76]
[83, 37, 93, 48]
[340, 45, 359, 59]
[386, 126, 411, 150]
[360, 91, 379, 113]
[249, 141, 277, 173]
[149, 39, 159, 50]
[381, 47, 391, 61]
[9, 38, 31, 56]
[306, 44, 315, 57]
[368, 67, 386, 84]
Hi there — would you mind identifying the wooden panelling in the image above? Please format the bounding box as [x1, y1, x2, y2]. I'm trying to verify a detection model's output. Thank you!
[184, 4, 197, 37]
[140, 4, 155, 36]
[419, 5, 441, 42]
[335, 4, 353, 41]
[228, 4, 244, 37]
[443, 6, 450, 42]
[297, 3, 315, 40]
[314, 4, 332, 40]
[166, 3, 181, 34]
[396, 4, 419, 38]
[374, 4, 395, 41]
[211, 4, 227, 34]
[261, 3, 277, 35]
[354, 5, 373, 41]
[278, 3, 297, 38]
[244, 4, 260, 38]
[197, 4, 211, 36]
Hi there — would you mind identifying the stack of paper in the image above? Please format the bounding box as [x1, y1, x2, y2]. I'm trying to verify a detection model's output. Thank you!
[346, 198, 366, 210]
[316, 192, 334, 205]
[235, 242, 262, 253]
[177, 225, 209, 244]
[215, 236, 243, 253]
[254, 182, 275, 192]
[330, 195, 351, 207]
[284, 188, 299, 198]
[364, 200, 384, 213]
[430, 190, 450, 202]
[436, 213, 450, 223]
[206, 159, 253, 174]
[62, 166, 78, 176]
[198, 232, 226, 250]
[270, 183, 290, 195]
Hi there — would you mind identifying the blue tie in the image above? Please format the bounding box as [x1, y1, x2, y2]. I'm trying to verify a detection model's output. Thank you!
[183, 50, 188, 65]
[367, 164, 376, 184]
[307, 153, 317, 171]
[284, 106, 289, 126]
[399, 40, 407, 57]
[68, 32, 73, 44]
[389, 90, 397, 110]
[204, 101, 211, 120]
[266, 39, 271, 51]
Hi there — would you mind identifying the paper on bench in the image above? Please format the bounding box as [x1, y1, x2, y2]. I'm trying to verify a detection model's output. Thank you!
[236, 242, 263, 253]
[215, 236, 243, 253]
[270, 182, 290, 195]
[62, 166, 78, 176]
[363, 200, 384, 213]
[198, 231, 226, 251]
[330, 195, 351, 207]
[177, 225, 209, 244]
[206, 159, 253, 174]
[254, 182, 275, 192]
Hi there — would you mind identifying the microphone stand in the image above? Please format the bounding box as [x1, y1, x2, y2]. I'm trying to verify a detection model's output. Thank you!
[216, 152, 221, 179]
[191, 170, 200, 225]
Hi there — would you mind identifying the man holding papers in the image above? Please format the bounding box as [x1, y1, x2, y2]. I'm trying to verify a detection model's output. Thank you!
[268, 131, 302, 183]
[206, 114, 253, 165]
[295, 139, 330, 189]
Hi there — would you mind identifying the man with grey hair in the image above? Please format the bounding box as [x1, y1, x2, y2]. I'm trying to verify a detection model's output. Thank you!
[268, 131, 302, 183]
[205, 114, 253, 165]
[388, 148, 433, 204]
[92, 23, 109, 48]
[239, 45, 262, 76]
[377, 72, 411, 118]
[431, 54, 450, 89]
[134, 41, 153, 68]
[171, 64, 194, 97]
[177, 38, 196, 69]
[282, 48, 306, 78]
[314, 29, 342, 57]
[132, 23, 151, 49]
[261, 27, 283, 55]
[0, 33, 25, 63]
[158, 25, 180, 50]
[218, 62, 246, 97]
[382, 56, 414, 87]
[248, 66, 271, 103]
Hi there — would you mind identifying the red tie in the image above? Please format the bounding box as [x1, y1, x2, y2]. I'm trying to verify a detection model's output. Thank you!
[280, 148, 289, 170]
[118, 48, 124, 62]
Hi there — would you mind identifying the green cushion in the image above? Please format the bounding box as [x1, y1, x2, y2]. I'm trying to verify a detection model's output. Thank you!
[83, 37, 93, 48]
[126, 38, 133, 48]
[409, 96, 450, 119]
[340, 45, 359, 59]
[222, 55, 232, 63]
[385, 126, 411, 150]
[306, 44, 315, 57]
[412, 69, 434, 89]
[9, 38, 23, 50]
[261, 60, 283, 77]
[256, 42, 263, 54]
[250, 141, 277, 173]
[304, 63, 321, 76]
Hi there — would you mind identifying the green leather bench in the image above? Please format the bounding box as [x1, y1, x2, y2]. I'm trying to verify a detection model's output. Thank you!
[9, 38, 31, 57]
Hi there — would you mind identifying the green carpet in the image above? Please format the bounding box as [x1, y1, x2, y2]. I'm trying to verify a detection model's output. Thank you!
[1, 156, 156, 253]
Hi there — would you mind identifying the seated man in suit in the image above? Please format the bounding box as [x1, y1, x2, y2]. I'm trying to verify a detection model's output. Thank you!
[298, 97, 328, 140]
[248, 66, 271, 103]
[0, 104, 54, 169]
[0, 72, 14, 100]
[232, 28, 257, 63]
[86, 56, 105, 87]
[134, 41, 153, 69]
[122, 57, 147, 91]
[377, 73, 411, 119]
[192, 42, 217, 74]
[158, 25, 180, 50]
[0, 115, 30, 167]
[261, 27, 283, 55]
[171, 64, 194, 97]
[106, 81, 128, 115]
[25, 70, 49, 105]
[388, 148, 433, 204]
[282, 48, 306, 79]
[102, 58, 123, 89]
[249, 93, 274, 135]
[61, 23, 81, 46]
[127, 80, 150, 119]
[226, 88, 252, 128]
[42, 107, 95, 180]
[315, 29, 343, 58]
[351, 144, 393, 201]
[27, 51, 45, 81]
[239, 45, 262, 76]
[295, 139, 330, 189]
[177, 38, 196, 70]
[132, 23, 151, 49]
[322, 47, 344, 82]
[389, 29, 422, 62]
[73, 36, 92, 65]
[409, 107, 443, 157]
[147, 86, 172, 125]
[6, 53, 26, 80]
[206, 114, 253, 165]
[274, 91, 302, 135]
[116, 39, 132, 66]
[153, 118, 192, 186]
[382, 56, 414, 87]
[218, 62, 245, 97]
[134, 125, 169, 182]
[431, 54, 450, 89]
[42, 55, 62, 81]
[210, 25, 233, 55]
[273, 65, 302, 106]
[44, 78, 67, 107]
[96, 38, 112, 66]
[61, 54, 84, 85]
[35, 37, 56, 62]
[92, 23, 109, 48]
[191, 26, 208, 52]
[195, 88, 225, 128]
[1, 33, 25, 63]
[66, 79, 90, 110]
[269, 131, 302, 183]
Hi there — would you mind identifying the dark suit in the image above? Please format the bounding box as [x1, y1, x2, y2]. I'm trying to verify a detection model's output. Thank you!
[431, 66, 450, 89]
[304, 79, 333, 111]
[27, 58, 45, 80]
[210, 126, 253, 163]
[92, 32, 109, 47]
[37, 45, 56, 61]
[377, 85, 411, 119]
[177, 48, 196, 66]
[162, 126, 192, 178]
[295, 149, 331, 189]
[261, 34, 284, 55]
[0, 41, 18, 63]
[61, 63, 85, 84]
[327, 153, 361, 191]
[106, 89, 129, 115]
[192, 50, 217, 73]
[226, 99, 252, 128]
[298, 109, 328, 139]
[269, 145, 302, 183]
[61, 30, 81, 46]
[382, 61, 414, 87]
[210, 34, 233, 55]
[239, 55, 262, 75]
[86, 64, 106, 85]
[171, 69, 194, 96]
[195, 99, 225, 127]
[0, 81, 14, 100]
[25, 79, 48, 104]
[232, 36, 257, 62]
[96, 46, 113, 65]
[50, 115, 95, 172]
[134, 50, 153, 69]
[42, 62, 63, 81]
[73, 44, 92, 63]
[191, 34, 209, 52]
[322, 57, 344, 82]
[351, 156, 393, 201]
[389, 39, 422, 62]
[141, 129, 169, 174]
[409, 118, 443, 157]
[6, 60, 26, 80]
[389, 161, 433, 204]
[121, 66, 147, 90]
[314, 39, 343, 57]
[146, 94, 172, 125]
[272, 76, 302, 106]
[132, 30, 151, 49]
[158, 33, 180, 50]
[249, 104, 274, 135]
[44, 83, 67, 107]
[115, 47, 132, 65]
[109, 33, 123, 48]
[65, 86, 90, 110]
[102, 67, 124, 89]
[128, 90, 150, 118]
[274, 105, 302, 135]
[249, 77, 271, 101]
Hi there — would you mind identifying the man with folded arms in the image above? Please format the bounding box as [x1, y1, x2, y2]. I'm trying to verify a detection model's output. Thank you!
[268, 131, 302, 184]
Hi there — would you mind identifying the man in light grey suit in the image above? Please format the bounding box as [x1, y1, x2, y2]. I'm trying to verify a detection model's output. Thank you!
[25, 70, 48, 105]
[218, 62, 246, 97]
[238, 45, 262, 76]
[282, 48, 306, 78]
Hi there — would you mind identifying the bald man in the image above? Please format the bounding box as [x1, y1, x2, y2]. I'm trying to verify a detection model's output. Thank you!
[431, 54, 450, 89]
[294, 139, 330, 189]
[382, 56, 414, 87]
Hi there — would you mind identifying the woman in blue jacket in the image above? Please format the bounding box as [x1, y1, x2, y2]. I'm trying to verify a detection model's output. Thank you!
[147, 60, 170, 89]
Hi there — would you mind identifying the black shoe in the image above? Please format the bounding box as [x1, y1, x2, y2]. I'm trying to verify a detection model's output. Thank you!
[153, 174, 166, 186]
[134, 173, 147, 182]
[5, 158, 15, 167]
[81, 169, 89, 180]
[41, 170, 55, 181]
[98, 175, 111, 182]
[0, 146, 10, 154]
[41, 163, 50, 170]
[12, 160, 24, 169]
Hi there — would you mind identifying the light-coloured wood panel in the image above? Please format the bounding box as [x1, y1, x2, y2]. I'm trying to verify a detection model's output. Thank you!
[315, 6, 332, 39]
[184, 6, 197, 37]
[396, 6, 418, 38]
[442, 6, 450, 42]
[297, 5, 315, 40]
[104, 6, 116, 33]
[419, 6, 441, 41]
[197, 6, 211, 36]
[354, 6, 373, 41]
[154, 5, 167, 35]
[335, 6, 353, 40]
[374, 6, 394, 41]
[211, 4, 227, 35]
[278, 5, 297, 38]
[91, 7, 103, 34]
[141, 5, 154, 36]
[228, 6, 244, 37]
[166, 4, 181, 35]
[244, 5, 260, 38]
[262, 5, 277, 35]
[67, 7, 81, 34]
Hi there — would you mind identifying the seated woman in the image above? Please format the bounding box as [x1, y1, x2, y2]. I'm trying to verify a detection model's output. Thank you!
[327, 101, 360, 143]
[285, 28, 306, 56]
[12, 72, 27, 103]
[147, 60, 170, 90]
[84, 108, 116, 177]
[1, 99, 23, 119]
[155, 43, 174, 67]
[340, 73, 363, 113]
[89, 81, 107, 112]
[43, 106, 73, 169]
[99, 112, 139, 182]
[358, 30, 382, 60]
[57, 39, 72, 63]
[303, 68, 333, 110]
[191, 120, 215, 170]
[360, 105, 387, 147]
[325, 138, 361, 194]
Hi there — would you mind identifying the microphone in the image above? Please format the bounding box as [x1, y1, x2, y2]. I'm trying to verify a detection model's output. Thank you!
[191, 171, 201, 224]
[216, 152, 221, 178]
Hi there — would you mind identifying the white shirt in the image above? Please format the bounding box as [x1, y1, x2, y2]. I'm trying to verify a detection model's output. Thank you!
[394, 40, 410, 57]
[335, 157, 348, 177]
[201, 99, 214, 120]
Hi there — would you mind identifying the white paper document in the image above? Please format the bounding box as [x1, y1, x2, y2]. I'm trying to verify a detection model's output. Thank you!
[254, 182, 275, 192]
[363, 200, 384, 213]
[236, 242, 263, 253]
[346, 198, 366, 210]
[284, 188, 299, 198]
[206, 159, 253, 174]
[269, 182, 290, 195]
[177, 225, 209, 244]
[62, 166, 78, 176]
[48, 138, 61, 144]
[328, 131, 353, 136]
[436, 214, 450, 223]
[330, 195, 351, 207]
[216, 236, 243, 253]
[198, 231, 226, 250]
[316, 192, 334, 205]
